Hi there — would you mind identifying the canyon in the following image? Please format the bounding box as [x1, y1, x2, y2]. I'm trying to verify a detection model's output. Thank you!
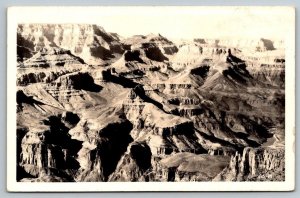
[16, 24, 285, 182]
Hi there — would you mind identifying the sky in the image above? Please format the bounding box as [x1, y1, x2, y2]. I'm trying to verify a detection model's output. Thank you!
[12, 6, 295, 40]
[95, 7, 293, 40]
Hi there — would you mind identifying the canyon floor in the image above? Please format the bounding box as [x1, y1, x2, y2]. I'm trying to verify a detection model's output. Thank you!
[16, 24, 285, 182]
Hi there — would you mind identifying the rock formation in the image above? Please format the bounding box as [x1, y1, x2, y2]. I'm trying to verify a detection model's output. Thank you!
[213, 147, 285, 181]
[16, 24, 285, 182]
[17, 24, 124, 65]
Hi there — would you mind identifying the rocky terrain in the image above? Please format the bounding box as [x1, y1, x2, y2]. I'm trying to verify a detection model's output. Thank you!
[16, 24, 285, 182]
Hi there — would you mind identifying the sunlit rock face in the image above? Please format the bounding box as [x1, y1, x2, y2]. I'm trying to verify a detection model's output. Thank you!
[18, 24, 125, 65]
[17, 24, 285, 182]
[213, 147, 285, 181]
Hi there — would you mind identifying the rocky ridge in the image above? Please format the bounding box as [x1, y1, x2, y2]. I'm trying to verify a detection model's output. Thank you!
[16, 24, 285, 182]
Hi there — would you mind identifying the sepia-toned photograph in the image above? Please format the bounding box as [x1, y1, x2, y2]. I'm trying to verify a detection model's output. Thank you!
[7, 6, 295, 191]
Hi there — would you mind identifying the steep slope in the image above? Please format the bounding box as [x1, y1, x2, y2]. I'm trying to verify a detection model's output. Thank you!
[122, 33, 178, 56]
[213, 147, 284, 181]
[16, 24, 285, 182]
[20, 47, 85, 68]
[17, 24, 125, 65]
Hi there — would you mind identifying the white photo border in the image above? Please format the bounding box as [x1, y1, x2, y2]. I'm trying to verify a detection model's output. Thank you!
[7, 6, 295, 192]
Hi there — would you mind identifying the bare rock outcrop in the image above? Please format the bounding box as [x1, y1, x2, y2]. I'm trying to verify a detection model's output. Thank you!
[108, 142, 152, 181]
[16, 24, 285, 182]
[20, 47, 85, 68]
[17, 24, 125, 65]
[18, 115, 82, 182]
[122, 33, 178, 56]
[214, 147, 285, 181]
[68, 108, 134, 181]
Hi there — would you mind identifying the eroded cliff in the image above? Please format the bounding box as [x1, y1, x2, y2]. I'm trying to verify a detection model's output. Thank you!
[16, 24, 285, 182]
